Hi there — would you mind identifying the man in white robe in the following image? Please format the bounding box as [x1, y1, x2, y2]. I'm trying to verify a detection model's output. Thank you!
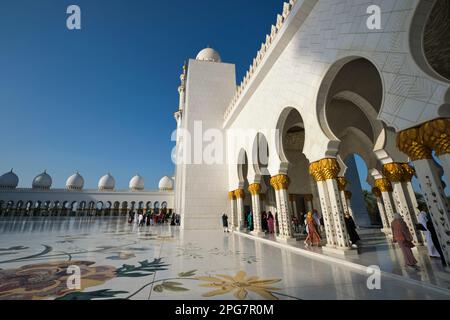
[418, 210, 440, 258]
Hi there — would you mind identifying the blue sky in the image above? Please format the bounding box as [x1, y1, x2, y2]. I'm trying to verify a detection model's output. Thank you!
[0, 0, 286, 189]
[1, 0, 442, 195]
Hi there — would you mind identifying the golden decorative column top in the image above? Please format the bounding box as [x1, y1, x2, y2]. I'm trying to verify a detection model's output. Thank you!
[304, 194, 314, 201]
[420, 118, 450, 156]
[234, 189, 245, 199]
[374, 178, 393, 192]
[309, 158, 341, 181]
[345, 190, 352, 200]
[397, 127, 432, 161]
[336, 177, 348, 191]
[382, 163, 415, 183]
[309, 161, 325, 182]
[228, 191, 236, 200]
[248, 183, 261, 195]
[372, 187, 382, 198]
[401, 163, 416, 182]
[320, 158, 340, 180]
[270, 174, 290, 190]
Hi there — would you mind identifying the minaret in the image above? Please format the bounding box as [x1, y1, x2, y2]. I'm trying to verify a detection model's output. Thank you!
[173, 62, 187, 215]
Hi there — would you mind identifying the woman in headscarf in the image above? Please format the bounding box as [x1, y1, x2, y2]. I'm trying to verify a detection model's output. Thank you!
[261, 211, 268, 233]
[391, 213, 419, 269]
[247, 211, 253, 232]
[267, 212, 275, 234]
[344, 212, 360, 248]
[304, 212, 321, 247]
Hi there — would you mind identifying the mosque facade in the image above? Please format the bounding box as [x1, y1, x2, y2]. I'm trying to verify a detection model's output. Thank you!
[173, 0, 450, 264]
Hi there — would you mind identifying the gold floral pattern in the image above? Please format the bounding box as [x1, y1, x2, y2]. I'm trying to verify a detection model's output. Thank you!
[0, 261, 116, 300]
[196, 271, 281, 300]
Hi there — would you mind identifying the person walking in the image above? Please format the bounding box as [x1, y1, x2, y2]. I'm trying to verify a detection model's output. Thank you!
[261, 211, 268, 232]
[247, 211, 253, 232]
[222, 213, 230, 233]
[138, 212, 145, 227]
[304, 212, 321, 247]
[417, 205, 440, 258]
[418, 205, 447, 267]
[391, 213, 419, 270]
[267, 212, 275, 234]
[344, 212, 360, 248]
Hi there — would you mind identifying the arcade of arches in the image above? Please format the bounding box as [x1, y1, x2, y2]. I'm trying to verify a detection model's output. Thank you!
[227, 58, 450, 265]
[0, 199, 171, 218]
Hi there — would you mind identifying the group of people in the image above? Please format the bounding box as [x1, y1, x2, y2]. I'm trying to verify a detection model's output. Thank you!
[128, 210, 180, 227]
[221, 204, 448, 271]
[391, 204, 447, 270]
[221, 211, 277, 234]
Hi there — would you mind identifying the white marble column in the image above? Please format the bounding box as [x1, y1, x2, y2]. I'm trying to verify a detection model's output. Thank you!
[413, 158, 450, 265]
[344, 191, 355, 219]
[249, 183, 264, 237]
[337, 177, 349, 213]
[234, 189, 245, 231]
[315, 181, 336, 247]
[383, 163, 423, 245]
[310, 159, 352, 251]
[372, 187, 391, 233]
[304, 194, 314, 213]
[412, 118, 450, 265]
[289, 195, 298, 218]
[325, 178, 351, 249]
[420, 119, 450, 186]
[228, 191, 237, 231]
[270, 175, 295, 244]
[375, 178, 396, 224]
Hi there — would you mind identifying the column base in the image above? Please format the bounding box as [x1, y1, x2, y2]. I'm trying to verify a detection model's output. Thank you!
[381, 228, 392, 235]
[322, 245, 359, 256]
[275, 235, 297, 245]
[251, 231, 266, 237]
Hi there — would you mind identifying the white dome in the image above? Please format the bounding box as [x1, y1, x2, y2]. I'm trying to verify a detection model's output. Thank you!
[98, 173, 115, 191]
[0, 170, 19, 189]
[129, 174, 145, 191]
[196, 47, 221, 62]
[32, 171, 52, 189]
[66, 172, 84, 190]
[159, 176, 174, 191]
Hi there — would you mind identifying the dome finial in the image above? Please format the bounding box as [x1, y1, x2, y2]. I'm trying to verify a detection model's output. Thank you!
[196, 47, 221, 63]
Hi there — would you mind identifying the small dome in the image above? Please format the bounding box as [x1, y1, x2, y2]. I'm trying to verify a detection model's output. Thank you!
[0, 169, 19, 189]
[66, 172, 84, 190]
[196, 47, 221, 63]
[159, 176, 174, 191]
[32, 171, 52, 190]
[98, 173, 115, 191]
[129, 174, 145, 191]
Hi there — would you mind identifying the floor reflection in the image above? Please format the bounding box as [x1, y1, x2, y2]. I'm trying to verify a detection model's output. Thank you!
[0, 217, 449, 300]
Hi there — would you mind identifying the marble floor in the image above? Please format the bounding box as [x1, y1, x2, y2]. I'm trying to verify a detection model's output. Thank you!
[0, 217, 449, 300]
[240, 229, 450, 291]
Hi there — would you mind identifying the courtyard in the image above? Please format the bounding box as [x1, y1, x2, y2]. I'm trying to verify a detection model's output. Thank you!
[0, 217, 448, 300]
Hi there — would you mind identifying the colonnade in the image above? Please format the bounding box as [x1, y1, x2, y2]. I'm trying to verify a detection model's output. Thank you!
[227, 118, 450, 265]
